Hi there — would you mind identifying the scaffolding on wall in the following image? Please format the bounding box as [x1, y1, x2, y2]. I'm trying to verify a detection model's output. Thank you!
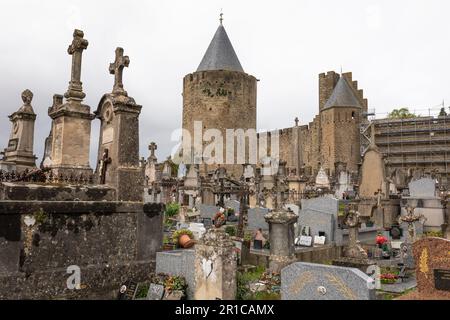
[371, 109, 450, 186]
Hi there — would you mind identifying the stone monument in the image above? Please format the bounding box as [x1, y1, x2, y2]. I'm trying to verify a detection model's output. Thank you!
[343, 209, 369, 261]
[265, 208, 298, 273]
[95, 47, 143, 201]
[48, 29, 95, 176]
[194, 228, 237, 300]
[0, 89, 37, 172]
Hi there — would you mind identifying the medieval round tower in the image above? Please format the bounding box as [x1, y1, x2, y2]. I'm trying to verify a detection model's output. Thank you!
[182, 19, 257, 178]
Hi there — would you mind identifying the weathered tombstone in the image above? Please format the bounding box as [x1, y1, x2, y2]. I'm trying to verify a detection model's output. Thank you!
[409, 178, 436, 198]
[146, 283, 165, 300]
[155, 249, 195, 299]
[199, 205, 220, 220]
[145, 142, 158, 185]
[95, 47, 143, 201]
[281, 262, 375, 300]
[247, 207, 270, 231]
[0, 89, 37, 172]
[413, 237, 450, 299]
[224, 199, 240, 214]
[403, 178, 445, 232]
[194, 229, 237, 300]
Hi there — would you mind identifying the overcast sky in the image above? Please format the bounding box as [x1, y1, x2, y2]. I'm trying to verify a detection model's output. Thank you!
[1, 0, 449, 167]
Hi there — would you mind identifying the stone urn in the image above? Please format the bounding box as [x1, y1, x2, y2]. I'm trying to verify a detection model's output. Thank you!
[179, 234, 195, 249]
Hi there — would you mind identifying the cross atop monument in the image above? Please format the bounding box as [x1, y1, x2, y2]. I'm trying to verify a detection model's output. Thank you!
[109, 47, 130, 95]
[219, 11, 224, 25]
[65, 29, 89, 101]
[295, 117, 299, 127]
[149, 142, 157, 158]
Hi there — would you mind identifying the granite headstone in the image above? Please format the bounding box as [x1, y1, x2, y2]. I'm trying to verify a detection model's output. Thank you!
[281, 262, 375, 300]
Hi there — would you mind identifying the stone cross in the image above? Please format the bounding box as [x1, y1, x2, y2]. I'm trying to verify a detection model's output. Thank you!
[109, 47, 130, 95]
[148, 142, 158, 157]
[399, 205, 425, 243]
[65, 29, 89, 101]
[98, 148, 112, 184]
[344, 209, 368, 260]
[295, 117, 299, 127]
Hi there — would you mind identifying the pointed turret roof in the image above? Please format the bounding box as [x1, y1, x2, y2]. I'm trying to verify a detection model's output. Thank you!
[197, 24, 244, 72]
[324, 77, 362, 109]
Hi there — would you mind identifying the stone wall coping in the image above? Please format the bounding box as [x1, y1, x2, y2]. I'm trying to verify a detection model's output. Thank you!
[0, 200, 146, 215]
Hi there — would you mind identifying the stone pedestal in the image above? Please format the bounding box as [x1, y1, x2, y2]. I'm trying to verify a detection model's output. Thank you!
[95, 93, 143, 201]
[194, 229, 237, 300]
[265, 209, 298, 273]
[48, 103, 94, 176]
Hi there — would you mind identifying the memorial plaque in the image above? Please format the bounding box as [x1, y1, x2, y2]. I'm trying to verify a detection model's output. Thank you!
[434, 269, 450, 292]
[147, 283, 165, 300]
[102, 127, 114, 144]
[7, 139, 18, 151]
[298, 236, 313, 247]
[118, 281, 138, 300]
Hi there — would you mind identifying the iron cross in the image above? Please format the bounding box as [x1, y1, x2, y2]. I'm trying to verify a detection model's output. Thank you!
[109, 47, 130, 95]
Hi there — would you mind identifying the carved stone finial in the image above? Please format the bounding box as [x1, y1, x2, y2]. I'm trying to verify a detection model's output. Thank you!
[295, 117, 299, 126]
[21, 89, 33, 105]
[109, 47, 130, 95]
[52, 94, 64, 108]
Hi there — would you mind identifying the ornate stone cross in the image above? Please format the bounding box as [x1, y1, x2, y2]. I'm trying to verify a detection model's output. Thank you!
[109, 47, 130, 95]
[98, 148, 112, 184]
[295, 117, 299, 127]
[399, 205, 425, 243]
[65, 29, 89, 101]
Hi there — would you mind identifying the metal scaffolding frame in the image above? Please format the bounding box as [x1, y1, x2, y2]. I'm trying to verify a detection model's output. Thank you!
[371, 113, 450, 185]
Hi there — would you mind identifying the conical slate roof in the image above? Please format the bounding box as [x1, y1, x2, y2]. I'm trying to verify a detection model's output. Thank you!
[197, 24, 244, 72]
[324, 77, 362, 109]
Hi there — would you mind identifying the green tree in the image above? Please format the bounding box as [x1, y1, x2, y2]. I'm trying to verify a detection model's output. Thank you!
[388, 108, 416, 119]
[439, 107, 448, 117]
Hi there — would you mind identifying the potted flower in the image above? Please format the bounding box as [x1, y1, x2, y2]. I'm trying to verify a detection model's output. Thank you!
[172, 229, 195, 249]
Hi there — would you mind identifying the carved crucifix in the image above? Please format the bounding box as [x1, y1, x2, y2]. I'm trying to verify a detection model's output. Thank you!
[109, 47, 130, 95]
[65, 29, 89, 100]
[375, 188, 384, 207]
[98, 148, 112, 184]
